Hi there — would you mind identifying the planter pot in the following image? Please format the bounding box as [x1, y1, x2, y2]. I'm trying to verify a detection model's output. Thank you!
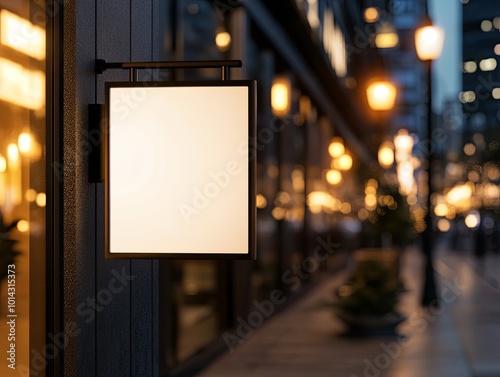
[334, 309, 406, 337]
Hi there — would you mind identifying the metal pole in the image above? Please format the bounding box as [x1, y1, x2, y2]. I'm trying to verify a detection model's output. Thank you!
[421, 59, 438, 307]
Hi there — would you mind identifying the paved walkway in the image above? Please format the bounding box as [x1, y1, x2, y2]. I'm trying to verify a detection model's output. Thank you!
[198, 245, 500, 377]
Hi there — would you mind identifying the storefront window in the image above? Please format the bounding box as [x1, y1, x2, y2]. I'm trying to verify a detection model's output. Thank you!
[0, 1, 46, 375]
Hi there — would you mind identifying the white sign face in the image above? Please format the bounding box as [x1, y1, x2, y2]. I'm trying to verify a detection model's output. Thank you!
[105, 81, 256, 259]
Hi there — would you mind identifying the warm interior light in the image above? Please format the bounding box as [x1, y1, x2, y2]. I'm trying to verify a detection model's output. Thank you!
[0, 9, 46, 60]
[415, 24, 445, 61]
[36, 192, 47, 207]
[336, 153, 353, 171]
[366, 81, 397, 111]
[465, 212, 480, 229]
[271, 77, 291, 116]
[0, 155, 6, 172]
[364, 7, 379, 23]
[17, 220, 29, 232]
[328, 137, 345, 158]
[215, 28, 231, 52]
[326, 169, 342, 185]
[394, 129, 414, 162]
[18, 132, 32, 153]
[375, 23, 399, 49]
[0, 57, 45, 110]
[7, 144, 19, 162]
[378, 141, 395, 168]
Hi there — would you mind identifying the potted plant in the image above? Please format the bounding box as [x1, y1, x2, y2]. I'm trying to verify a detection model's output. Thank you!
[332, 258, 405, 336]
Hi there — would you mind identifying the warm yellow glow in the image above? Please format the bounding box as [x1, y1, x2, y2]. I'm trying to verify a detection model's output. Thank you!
[328, 137, 345, 158]
[307, 191, 336, 211]
[336, 153, 353, 171]
[446, 184, 472, 205]
[375, 29, 399, 49]
[463, 143, 476, 156]
[17, 220, 29, 232]
[365, 194, 377, 210]
[340, 202, 352, 214]
[415, 25, 445, 61]
[465, 213, 480, 229]
[0, 155, 6, 172]
[36, 192, 46, 207]
[434, 203, 449, 217]
[397, 161, 415, 196]
[0, 10, 46, 60]
[366, 81, 397, 111]
[481, 20, 493, 32]
[18, 132, 32, 153]
[271, 77, 291, 116]
[326, 169, 342, 185]
[366, 179, 378, 189]
[394, 129, 413, 163]
[272, 207, 286, 221]
[299, 96, 312, 119]
[0, 57, 45, 110]
[25, 188, 37, 202]
[7, 143, 19, 162]
[495, 44, 500, 55]
[492, 88, 500, 99]
[479, 58, 497, 71]
[463, 61, 477, 73]
[292, 168, 305, 193]
[215, 29, 231, 52]
[378, 141, 394, 168]
[364, 7, 379, 23]
[437, 219, 451, 232]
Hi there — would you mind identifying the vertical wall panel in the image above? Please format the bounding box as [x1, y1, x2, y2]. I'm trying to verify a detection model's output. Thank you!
[65, 0, 160, 375]
[75, 0, 97, 374]
[96, 0, 131, 376]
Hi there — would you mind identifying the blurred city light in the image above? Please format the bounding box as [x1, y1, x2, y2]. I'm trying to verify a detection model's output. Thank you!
[328, 137, 345, 158]
[415, 24, 444, 61]
[215, 28, 231, 52]
[363, 7, 379, 23]
[378, 141, 395, 168]
[375, 23, 399, 49]
[271, 76, 291, 116]
[366, 81, 397, 111]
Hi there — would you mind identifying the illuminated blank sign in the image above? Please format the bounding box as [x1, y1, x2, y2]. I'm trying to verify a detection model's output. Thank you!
[105, 81, 256, 259]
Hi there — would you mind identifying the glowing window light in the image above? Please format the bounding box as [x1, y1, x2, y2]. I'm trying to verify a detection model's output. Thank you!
[326, 169, 342, 185]
[271, 77, 291, 116]
[481, 20, 493, 32]
[25, 188, 37, 202]
[336, 153, 353, 171]
[328, 137, 345, 158]
[17, 220, 29, 232]
[479, 58, 497, 71]
[434, 203, 449, 217]
[463, 61, 477, 73]
[465, 212, 480, 229]
[7, 144, 19, 162]
[0, 58, 45, 110]
[0, 155, 6, 172]
[215, 28, 231, 52]
[18, 132, 32, 153]
[0, 10, 46, 60]
[437, 219, 451, 232]
[366, 81, 397, 111]
[256, 194, 267, 209]
[378, 141, 394, 168]
[36, 192, 46, 207]
[463, 143, 476, 156]
[364, 7, 379, 23]
[375, 23, 399, 49]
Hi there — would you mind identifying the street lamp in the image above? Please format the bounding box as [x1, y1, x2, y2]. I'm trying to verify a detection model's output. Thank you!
[366, 80, 397, 112]
[415, 17, 444, 307]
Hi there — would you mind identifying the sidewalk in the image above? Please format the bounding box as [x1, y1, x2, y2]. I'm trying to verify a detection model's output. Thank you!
[197, 246, 500, 377]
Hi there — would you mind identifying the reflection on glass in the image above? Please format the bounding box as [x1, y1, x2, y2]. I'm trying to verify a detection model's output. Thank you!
[0, 2, 46, 376]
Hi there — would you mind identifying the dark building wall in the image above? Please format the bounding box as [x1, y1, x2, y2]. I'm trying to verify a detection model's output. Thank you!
[63, 1, 159, 376]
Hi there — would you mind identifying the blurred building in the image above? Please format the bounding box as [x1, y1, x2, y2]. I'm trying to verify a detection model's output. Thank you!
[462, 0, 500, 135]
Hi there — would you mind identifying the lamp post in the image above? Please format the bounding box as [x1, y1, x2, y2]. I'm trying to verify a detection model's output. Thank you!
[414, 18, 444, 307]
